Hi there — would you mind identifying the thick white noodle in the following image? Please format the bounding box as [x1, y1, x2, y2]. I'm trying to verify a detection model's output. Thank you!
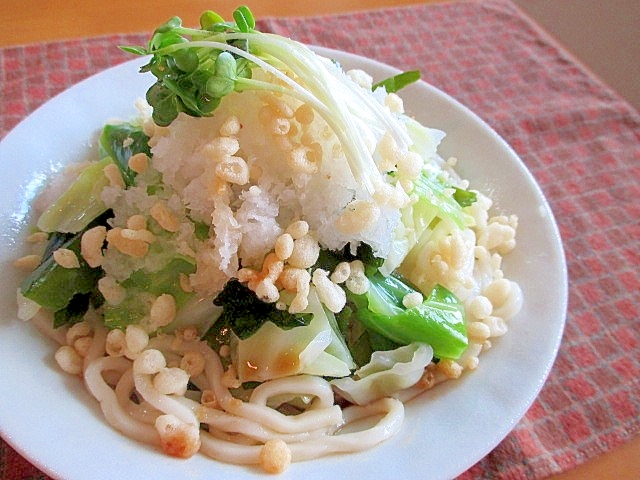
[197, 406, 334, 444]
[83, 314, 107, 369]
[199, 397, 404, 465]
[204, 350, 344, 434]
[249, 375, 335, 409]
[288, 397, 404, 461]
[199, 431, 263, 465]
[133, 373, 199, 427]
[114, 368, 161, 424]
[83, 356, 158, 445]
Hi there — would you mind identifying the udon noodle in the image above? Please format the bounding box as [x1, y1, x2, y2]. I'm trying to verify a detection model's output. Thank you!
[38, 315, 406, 472]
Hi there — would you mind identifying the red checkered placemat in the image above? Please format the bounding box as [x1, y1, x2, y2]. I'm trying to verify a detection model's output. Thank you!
[1, 0, 638, 478]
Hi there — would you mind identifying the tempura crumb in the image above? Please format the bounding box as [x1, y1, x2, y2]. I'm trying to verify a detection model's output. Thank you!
[260, 439, 292, 474]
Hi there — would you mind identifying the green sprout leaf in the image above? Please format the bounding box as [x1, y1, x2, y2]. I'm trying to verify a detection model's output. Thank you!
[155, 16, 182, 34]
[372, 70, 421, 93]
[452, 187, 478, 207]
[233, 6, 256, 33]
[206, 51, 237, 97]
[200, 10, 225, 29]
[119, 45, 148, 55]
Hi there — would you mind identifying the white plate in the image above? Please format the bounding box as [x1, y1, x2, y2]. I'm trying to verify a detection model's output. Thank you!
[0, 46, 567, 479]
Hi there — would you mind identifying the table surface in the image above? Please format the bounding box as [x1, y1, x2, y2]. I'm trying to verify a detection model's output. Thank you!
[1, 1, 638, 479]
